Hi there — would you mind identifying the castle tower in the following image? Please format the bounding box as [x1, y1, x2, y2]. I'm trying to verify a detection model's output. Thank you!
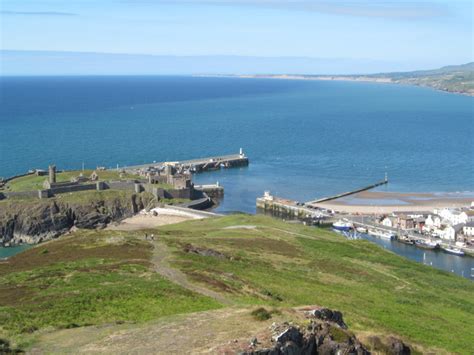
[48, 165, 56, 184]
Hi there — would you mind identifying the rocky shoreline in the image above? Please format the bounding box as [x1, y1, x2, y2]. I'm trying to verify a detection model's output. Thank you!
[0, 192, 154, 246]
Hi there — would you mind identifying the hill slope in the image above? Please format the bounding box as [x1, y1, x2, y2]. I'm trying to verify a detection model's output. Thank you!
[1, 215, 473, 353]
[363, 62, 474, 95]
[245, 62, 474, 96]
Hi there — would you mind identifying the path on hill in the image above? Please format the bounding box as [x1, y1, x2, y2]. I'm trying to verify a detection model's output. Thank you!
[151, 241, 232, 305]
[29, 307, 283, 354]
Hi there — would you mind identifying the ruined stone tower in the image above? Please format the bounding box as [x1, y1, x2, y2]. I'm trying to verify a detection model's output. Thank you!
[48, 165, 56, 184]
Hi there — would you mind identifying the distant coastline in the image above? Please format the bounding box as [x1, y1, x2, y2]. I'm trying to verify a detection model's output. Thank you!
[198, 62, 474, 97]
[202, 73, 474, 97]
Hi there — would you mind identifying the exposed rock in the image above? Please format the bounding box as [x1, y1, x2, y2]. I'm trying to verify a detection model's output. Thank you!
[307, 308, 347, 329]
[386, 336, 411, 355]
[241, 308, 370, 355]
[365, 335, 411, 355]
[0, 193, 154, 245]
[273, 327, 303, 345]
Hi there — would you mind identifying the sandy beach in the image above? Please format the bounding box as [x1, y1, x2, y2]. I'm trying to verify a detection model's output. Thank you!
[106, 207, 212, 231]
[313, 191, 474, 214]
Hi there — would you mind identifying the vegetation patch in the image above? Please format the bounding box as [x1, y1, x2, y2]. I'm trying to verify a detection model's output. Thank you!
[251, 307, 272, 321]
[0, 229, 221, 348]
[156, 214, 474, 353]
[250, 307, 281, 321]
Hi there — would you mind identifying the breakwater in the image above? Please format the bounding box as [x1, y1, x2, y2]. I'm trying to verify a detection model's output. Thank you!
[123, 150, 249, 173]
[256, 192, 330, 224]
[305, 177, 388, 206]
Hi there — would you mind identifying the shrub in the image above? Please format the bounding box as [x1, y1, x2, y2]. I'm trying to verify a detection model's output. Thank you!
[251, 307, 272, 321]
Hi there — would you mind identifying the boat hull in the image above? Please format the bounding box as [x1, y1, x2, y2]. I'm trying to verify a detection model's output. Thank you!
[332, 225, 352, 231]
[415, 242, 439, 250]
[442, 248, 464, 256]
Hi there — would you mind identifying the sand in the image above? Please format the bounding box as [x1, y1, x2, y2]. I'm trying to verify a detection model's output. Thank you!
[313, 191, 474, 214]
[106, 210, 198, 231]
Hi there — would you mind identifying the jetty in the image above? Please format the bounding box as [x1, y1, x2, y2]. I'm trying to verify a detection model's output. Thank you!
[256, 192, 330, 224]
[123, 149, 249, 173]
[256, 176, 389, 223]
[305, 176, 388, 206]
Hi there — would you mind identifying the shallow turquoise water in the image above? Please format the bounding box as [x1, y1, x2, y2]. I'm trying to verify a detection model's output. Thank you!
[0, 245, 31, 259]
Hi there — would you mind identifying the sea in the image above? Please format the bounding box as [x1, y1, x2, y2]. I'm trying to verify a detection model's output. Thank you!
[1, 76, 473, 277]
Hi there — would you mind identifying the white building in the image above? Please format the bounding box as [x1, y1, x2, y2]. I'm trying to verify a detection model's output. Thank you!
[441, 224, 464, 241]
[437, 208, 468, 225]
[381, 217, 394, 228]
[463, 222, 474, 237]
[425, 214, 442, 229]
[465, 210, 474, 222]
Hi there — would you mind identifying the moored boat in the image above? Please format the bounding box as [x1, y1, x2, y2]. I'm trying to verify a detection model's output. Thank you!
[442, 246, 465, 256]
[332, 220, 353, 231]
[415, 239, 439, 250]
[356, 227, 367, 233]
[398, 236, 415, 245]
[368, 229, 396, 240]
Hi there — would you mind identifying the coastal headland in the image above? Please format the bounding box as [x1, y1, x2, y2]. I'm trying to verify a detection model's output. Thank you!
[1, 214, 473, 353]
[0, 150, 247, 246]
[212, 61, 474, 96]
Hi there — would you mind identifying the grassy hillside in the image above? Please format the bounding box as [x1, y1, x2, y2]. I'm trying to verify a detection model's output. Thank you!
[0, 229, 221, 349]
[1, 214, 473, 352]
[249, 62, 474, 96]
[368, 62, 474, 95]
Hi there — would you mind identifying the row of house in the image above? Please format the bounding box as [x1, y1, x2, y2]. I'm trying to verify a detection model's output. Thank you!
[379, 205, 474, 243]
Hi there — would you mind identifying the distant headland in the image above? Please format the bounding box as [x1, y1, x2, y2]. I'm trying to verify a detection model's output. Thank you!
[211, 62, 474, 96]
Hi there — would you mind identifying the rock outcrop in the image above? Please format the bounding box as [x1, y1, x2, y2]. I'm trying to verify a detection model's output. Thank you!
[241, 308, 411, 355]
[0, 192, 154, 245]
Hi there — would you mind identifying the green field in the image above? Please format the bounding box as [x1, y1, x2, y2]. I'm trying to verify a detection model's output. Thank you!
[0, 229, 221, 349]
[1, 214, 473, 353]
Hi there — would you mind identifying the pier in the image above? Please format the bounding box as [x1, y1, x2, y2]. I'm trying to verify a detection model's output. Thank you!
[305, 176, 388, 206]
[256, 192, 330, 223]
[123, 149, 249, 173]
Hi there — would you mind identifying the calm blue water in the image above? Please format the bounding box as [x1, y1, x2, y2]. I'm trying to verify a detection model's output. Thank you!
[1, 76, 472, 214]
[358, 233, 474, 280]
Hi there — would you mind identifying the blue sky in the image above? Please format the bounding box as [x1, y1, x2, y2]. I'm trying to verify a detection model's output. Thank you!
[1, 0, 473, 74]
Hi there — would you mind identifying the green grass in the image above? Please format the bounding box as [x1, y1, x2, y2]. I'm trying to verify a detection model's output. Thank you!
[1, 214, 473, 353]
[0, 189, 153, 206]
[5, 170, 141, 192]
[0, 230, 221, 348]
[156, 214, 474, 353]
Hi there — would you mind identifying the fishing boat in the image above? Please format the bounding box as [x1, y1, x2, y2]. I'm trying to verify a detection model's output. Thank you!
[368, 229, 396, 240]
[398, 236, 415, 245]
[414, 239, 439, 250]
[332, 220, 353, 231]
[442, 246, 465, 256]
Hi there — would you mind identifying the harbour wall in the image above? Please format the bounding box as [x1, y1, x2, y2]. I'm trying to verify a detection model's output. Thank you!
[256, 195, 328, 225]
[306, 179, 388, 205]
